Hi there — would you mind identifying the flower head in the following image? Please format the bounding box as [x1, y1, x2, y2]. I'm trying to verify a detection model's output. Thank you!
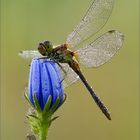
[28, 58, 64, 110]
[25, 59, 66, 140]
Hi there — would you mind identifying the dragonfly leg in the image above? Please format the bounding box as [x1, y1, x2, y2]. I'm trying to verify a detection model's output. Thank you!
[38, 56, 49, 59]
[56, 62, 67, 83]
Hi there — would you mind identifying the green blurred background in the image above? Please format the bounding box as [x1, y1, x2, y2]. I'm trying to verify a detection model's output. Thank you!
[0, 0, 139, 140]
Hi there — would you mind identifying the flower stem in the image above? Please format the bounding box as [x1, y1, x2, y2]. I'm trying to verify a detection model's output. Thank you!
[38, 113, 50, 140]
[39, 126, 48, 140]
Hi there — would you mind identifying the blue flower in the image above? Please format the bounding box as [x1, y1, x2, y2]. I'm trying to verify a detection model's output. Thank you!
[28, 59, 64, 110]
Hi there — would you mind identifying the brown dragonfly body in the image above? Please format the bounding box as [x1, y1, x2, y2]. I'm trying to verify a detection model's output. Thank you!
[38, 41, 111, 120]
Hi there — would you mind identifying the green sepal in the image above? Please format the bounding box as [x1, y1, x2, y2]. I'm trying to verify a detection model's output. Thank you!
[48, 96, 60, 114]
[27, 114, 39, 120]
[33, 94, 41, 112]
[50, 116, 59, 123]
[43, 95, 52, 113]
[55, 94, 67, 112]
[24, 91, 34, 107]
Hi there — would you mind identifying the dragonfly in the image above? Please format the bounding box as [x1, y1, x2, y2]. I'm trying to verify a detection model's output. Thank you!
[19, 0, 124, 120]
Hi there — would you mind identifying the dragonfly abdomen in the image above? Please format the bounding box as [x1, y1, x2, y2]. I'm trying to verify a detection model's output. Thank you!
[75, 70, 111, 120]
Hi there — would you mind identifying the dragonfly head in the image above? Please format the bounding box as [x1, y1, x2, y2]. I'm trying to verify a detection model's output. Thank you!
[38, 41, 53, 56]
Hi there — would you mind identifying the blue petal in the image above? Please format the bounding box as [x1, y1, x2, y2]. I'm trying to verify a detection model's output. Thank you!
[40, 61, 51, 108]
[46, 62, 58, 106]
[29, 59, 43, 107]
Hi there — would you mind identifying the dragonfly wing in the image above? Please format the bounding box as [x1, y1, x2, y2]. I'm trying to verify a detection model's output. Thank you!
[19, 50, 41, 59]
[77, 30, 124, 67]
[66, 0, 114, 48]
[57, 63, 80, 88]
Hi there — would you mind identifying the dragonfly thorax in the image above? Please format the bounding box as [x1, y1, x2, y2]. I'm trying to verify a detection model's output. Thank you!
[51, 44, 75, 63]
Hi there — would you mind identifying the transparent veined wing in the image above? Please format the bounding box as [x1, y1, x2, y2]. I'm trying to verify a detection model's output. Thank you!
[19, 50, 41, 59]
[57, 63, 80, 88]
[66, 0, 114, 48]
[19, 50, 80, 88]
[76, 30, 124, 67]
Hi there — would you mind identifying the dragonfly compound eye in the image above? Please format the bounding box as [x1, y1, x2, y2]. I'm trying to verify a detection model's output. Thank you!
[43, 40, 53, 49]
[38, 43, 46, 56]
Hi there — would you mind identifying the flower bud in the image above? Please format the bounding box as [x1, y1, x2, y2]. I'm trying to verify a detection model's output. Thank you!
[28, 59, 64, 110]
